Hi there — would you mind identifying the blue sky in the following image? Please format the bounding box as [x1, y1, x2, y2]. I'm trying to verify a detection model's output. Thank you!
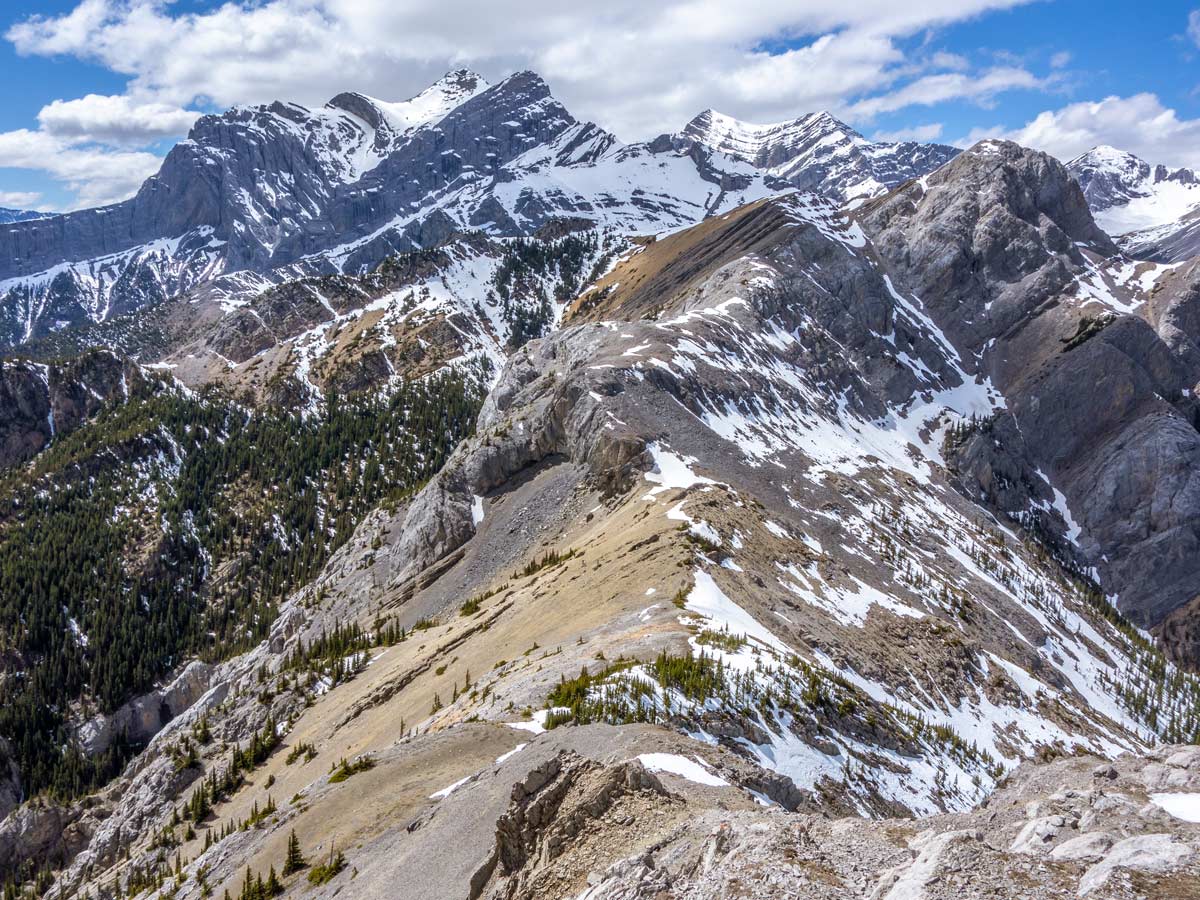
[866, 2, 1199, 138]
[0, 0, 1197, 212]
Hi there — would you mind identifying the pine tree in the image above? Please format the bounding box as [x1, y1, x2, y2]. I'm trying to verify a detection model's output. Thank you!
[283, 829, 307, 875]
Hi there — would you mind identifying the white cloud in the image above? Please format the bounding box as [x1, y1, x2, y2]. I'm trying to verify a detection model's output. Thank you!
[0, 93, 190, 211]
[1188, 10, 1200, 49]
[965, 93, 1200, 169]
[1049, 50, 1071, 68]
[1, 0, 1050, 208]
[872, 123, 945, 143]
[927, 51, 970, 71]
[0, 128, 161, 209]
[10, 0, 111, 56]
[7, 0, 1039, 136]
[38, 94, 199, 146]
[0, 190, 42, 209]
[847, 66, 1047, 119]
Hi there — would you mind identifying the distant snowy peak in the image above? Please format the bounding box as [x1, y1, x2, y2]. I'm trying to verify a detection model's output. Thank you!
[1068, 146, 1200, 259]
[186, 69, 489, 194]
[678, 108, 958, 206]
[681, 109, 864, 168]
[0, 208, 47, 225]
[0, 68, 781, 348]
[1066, 145, 1197, 212]
[328, 68, 490, 139]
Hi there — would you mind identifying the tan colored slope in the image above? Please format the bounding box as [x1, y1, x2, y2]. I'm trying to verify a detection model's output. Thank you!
[565, 196, 788, 324]
[174, 483, 702, 897]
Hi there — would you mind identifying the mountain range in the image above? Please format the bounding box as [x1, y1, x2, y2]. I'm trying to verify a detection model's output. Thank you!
[677, 107, 960, 205]
[0, 209, 44, 226]
[0, 69, 1198, 899]
[0, 70, 971, 353]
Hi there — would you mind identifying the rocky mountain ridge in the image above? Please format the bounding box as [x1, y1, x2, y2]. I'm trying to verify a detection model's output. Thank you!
[0, 69, 778, 350]
[677, 108, 959, 206]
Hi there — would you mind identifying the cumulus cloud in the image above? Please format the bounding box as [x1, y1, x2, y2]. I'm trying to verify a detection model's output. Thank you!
[965, 93, 1200, 169]
[847, 66, 1047, 119]
[7, 0, 1040, 135]
[0, 93, 192, 211]
[0, 190, 42, 209]
[0, 128, 161, 209]
[2, 0, 1051, 207]
[38, 94, 199, 146]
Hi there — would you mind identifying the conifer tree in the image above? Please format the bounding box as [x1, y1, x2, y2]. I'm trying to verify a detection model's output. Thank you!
[283, 830, 306, 875]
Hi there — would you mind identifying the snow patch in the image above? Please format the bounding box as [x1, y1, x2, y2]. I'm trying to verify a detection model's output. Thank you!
[636, 753, 730, 787]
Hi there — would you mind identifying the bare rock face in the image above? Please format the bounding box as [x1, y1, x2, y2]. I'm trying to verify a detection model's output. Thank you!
[0, 803, 89, 877]
[1156, 594, 1200, 668]
[384, 324, 655, 588]
[77, 660, 214, 756]
[475, 752, 673, 899]
[861, 139, 1200, 638]
[860, 139, 1114, 352]
[1146, 257, 1200, 372]
[0, 741, 21, 823]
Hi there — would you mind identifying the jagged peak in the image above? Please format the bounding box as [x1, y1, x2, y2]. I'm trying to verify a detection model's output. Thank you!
[1067, 144, 1147, 171]
[486, 68, 558, 102]
[434, 67, 487, 89]
[328, 69, 490, 135]
[684, 107, 862, 144]
[469, 69, 578, 131]
[959, 138, 1086, 172]
[899, 138, 1116, 253]
[950, 139, 1078, 183]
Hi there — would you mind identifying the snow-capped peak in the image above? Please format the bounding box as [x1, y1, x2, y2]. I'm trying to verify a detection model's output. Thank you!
[353, 69, 490, 136]
[1068, 144, 1200, 250]
[682, 108, 867, 168]
[1067, 146, 1151, 197]
[678, 107, 958, 207]
[1072, 144, 1143, 166]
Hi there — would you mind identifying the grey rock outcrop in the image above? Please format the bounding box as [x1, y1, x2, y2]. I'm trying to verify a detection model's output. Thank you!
[77, 660, 214, 756]
[861, 139, 1200, 636]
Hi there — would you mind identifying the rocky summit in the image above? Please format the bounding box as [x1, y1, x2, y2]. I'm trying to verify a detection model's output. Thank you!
[0, 65, 1199, 900]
